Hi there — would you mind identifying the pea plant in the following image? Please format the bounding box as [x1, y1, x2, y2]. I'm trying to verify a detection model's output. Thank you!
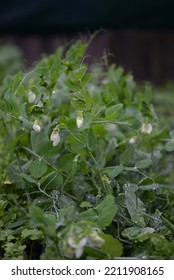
[0, 40, 174, 259]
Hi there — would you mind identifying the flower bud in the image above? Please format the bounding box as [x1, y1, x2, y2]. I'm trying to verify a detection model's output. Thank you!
[129, 137, 136, 144]
[89, 230, 105, 247]
[33, 121, 41, 132]
[50, 129, 60, 146]
[76, 111, 84, 128]
[28, 91, 36, 103]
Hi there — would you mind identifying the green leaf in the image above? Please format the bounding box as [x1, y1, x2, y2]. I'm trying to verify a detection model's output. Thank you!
[58, 206, 76, 221]
[58, 153, 75, 173]
[59, 195, 76, 208]
[135, 159, 152, 169]
[29, 160, 47, 178]
[120, 146, 135, 165]
[70, 65, 87, 80]
[87, 128, 96, 151]
[138, 183, 159, 191]
[123, 183, 138, 192]
[131, 214, 146, 226]
[96, 195, 118, 229]
[31, 131, 61, 157]
[0, 200, 8, 217]
[77, 209, 98, 223]
[5, 219, 28, 229]
[80, 201, 92, 208]
[118, 114, 136, 126]
[104, 165, 124, 179]
[0, 230, 12, 241]
[12, 71, 22, 92]
[144, 84, 152, 104]
[99, 233, 122, 257]
[41, 172, 63, 189]
[29, 205, 46, 227]
[105, 104, 123, 120]
[169, 130, 174, 139]
[125, 189, 146, 226]
[22, 174, 36, 183]
[65, 40, 86, 63]
[21, 229, 43, 240]
[29, 206, 56, 236]
[122, 227, 154, 242]
[165, 141, 174, 152]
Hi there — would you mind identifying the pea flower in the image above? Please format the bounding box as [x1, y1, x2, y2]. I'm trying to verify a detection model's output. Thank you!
[33, 121, 41, 132]
[50, 129, 60, 146]
[141, 123, 153, 134]
[76, 111, 84, 128]
[28, 90, 36, 103]
[68, 236, 87, 258]
[129, 137, 136, 144]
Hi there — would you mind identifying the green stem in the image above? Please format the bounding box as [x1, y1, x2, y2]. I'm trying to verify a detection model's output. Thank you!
[161, 215, 174, 234]
[59, 123, 84, 145]
[22, 146, 56, 170]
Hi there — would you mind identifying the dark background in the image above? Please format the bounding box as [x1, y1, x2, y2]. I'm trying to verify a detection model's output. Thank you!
[1, 0, 174, 84]
[1, 0, 174, 32]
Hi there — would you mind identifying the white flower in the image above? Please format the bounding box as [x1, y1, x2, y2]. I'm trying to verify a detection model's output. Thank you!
[141, 123, 153, 134]
[76, 111, 84, 128]
[50, 130, 60, 146]
[129, 137, 136, 144]
[68, 237, 87, 258]
[28, 91, 36, 103]
[33, 121, 41, 132]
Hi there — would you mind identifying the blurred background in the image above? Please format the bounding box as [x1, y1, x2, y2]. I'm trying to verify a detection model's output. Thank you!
[1, 0, 174, 84]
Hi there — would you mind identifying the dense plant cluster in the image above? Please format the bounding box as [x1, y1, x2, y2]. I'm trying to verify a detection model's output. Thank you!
[0, 40, 174, 259]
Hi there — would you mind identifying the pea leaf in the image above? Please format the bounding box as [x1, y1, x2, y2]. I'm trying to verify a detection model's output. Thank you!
[29, 160, 47, 178]
[99, 233, 123, 257]
[104, 165, 124, 179]
[169, 130, 174, 139]
[77, 209, 98, 223]
[105, 104, 123, 120]
[125, 189, 146, 226]
[96, 195, 118, 229]
[58, 153, 75, 173]
[122, 226, 154, 242]
[120, 146, 135, 165]
[165, 141, 174, 152]
[21, 229, 43, 240]
[5, 219, 28, 229]
[135, 159, 152, 169]
[0, 200, 8, 217]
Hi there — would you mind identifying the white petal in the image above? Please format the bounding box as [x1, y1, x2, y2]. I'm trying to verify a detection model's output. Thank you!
[50, 130, 60, 145]
[76, 111, 84, 128]
[33, 123, 41, 132]
[141, 123, 153, 134]
[78, 237, 87, 247]
[76, 116, 84, 128]
[75, 247, 83, 258]
[53, 139, 60, 146]
[129, 137, 136, 144]
[28, 91, 36, 103]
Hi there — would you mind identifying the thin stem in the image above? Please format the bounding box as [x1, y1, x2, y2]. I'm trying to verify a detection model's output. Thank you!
[59, 123, 84, 145]
[22, 146, 56, 170]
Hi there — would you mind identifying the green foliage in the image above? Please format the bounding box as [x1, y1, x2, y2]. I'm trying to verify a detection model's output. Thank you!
[0, 39, 174, 259]
[96, 195, 118, 229]
[0, 45, 23, 83]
